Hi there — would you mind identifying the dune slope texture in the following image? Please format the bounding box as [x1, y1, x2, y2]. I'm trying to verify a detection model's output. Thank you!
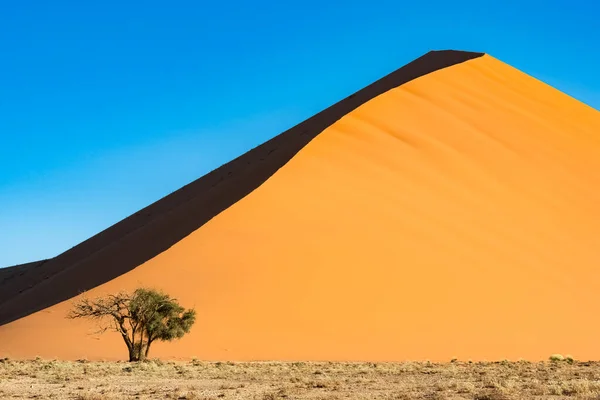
[1, 50, 600, 362]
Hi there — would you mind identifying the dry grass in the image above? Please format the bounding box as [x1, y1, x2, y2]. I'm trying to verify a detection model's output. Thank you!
[2, 357, 600, 399]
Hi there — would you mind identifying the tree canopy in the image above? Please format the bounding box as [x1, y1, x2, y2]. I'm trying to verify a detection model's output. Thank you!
[67, 287, 196, 361]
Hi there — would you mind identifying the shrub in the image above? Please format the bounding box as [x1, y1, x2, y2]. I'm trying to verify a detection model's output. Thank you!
[565, 355, 575, 364]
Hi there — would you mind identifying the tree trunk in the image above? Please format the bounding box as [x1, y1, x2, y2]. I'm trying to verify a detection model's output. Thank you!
[130, 340, 146, 362]
[138, 342, 147, 362]
[145, 339, 154, 359]
[128, 347, 138, 362]
[115, 316, 137, 362]
[119, 332, 136, 362]
[137, 329, 144, 361]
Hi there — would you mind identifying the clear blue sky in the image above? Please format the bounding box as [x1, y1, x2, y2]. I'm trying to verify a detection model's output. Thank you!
[1, 0, 599, 267]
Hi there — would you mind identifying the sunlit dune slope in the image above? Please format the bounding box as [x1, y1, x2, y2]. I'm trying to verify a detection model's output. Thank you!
[1, 53, 600, 362]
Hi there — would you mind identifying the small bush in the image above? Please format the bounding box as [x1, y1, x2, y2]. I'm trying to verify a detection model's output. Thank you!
[549, 354, 565, 362]
[565, 355, 575, 364]
[190, 358, 202, 367]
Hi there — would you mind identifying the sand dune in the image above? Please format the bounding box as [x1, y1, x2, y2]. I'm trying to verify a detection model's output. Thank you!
[1, 51, 599, 362]
[0, 50, 481, 324]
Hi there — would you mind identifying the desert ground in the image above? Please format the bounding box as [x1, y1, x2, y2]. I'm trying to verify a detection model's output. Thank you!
[2, 357, 600, 399]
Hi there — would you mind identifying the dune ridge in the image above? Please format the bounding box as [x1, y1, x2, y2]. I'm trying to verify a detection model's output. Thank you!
[1, 52, 600, 362]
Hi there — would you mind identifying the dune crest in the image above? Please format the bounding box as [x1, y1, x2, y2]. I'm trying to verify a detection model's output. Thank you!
[1, 52, 599, 362]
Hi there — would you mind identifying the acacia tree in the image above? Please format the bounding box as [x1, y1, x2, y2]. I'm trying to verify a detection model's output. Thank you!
[67, 288, 196, 362]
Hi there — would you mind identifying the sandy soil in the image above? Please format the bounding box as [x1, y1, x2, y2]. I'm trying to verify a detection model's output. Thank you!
[2, 358, 600, 399]
[1, 53, 599, 362]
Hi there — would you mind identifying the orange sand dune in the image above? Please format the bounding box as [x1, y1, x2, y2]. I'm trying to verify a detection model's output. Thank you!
[1, 52, 600, 362]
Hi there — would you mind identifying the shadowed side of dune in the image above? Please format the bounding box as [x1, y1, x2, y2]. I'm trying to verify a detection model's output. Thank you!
[0, 50, 483, 326]
[0, 260, 49, 284]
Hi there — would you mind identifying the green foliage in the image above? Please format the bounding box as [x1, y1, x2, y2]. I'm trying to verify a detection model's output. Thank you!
[67, 287, 196, 362]
[130, 288, 196, 343]
[565, 355, 575, 364]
